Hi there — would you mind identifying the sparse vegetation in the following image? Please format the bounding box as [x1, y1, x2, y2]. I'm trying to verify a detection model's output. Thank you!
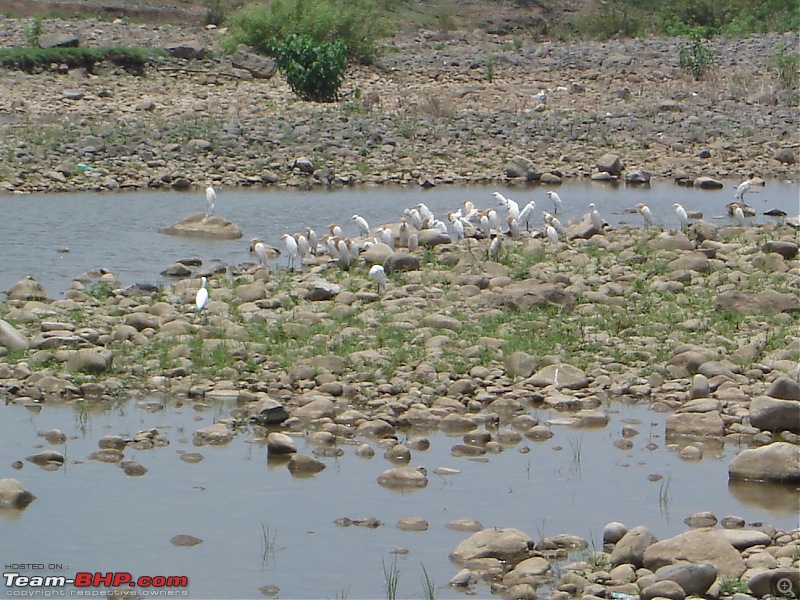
[679, 36, 714, 81]
[0, 46, 159, 73]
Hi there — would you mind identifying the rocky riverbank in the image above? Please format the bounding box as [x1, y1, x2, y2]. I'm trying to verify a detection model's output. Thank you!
[1, 199, 799, 596]
[0, 17, 798, 194]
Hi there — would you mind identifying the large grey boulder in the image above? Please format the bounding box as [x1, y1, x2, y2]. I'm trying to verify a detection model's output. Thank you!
[193, 422, 234, 446]
[67, 348, 114, 374]
[0, 478, 36, 508]
[609, 525, 658, 567]
[6, 276, 49, 301]
[766, 376, 800, 400]
[642, 529, 746, 578]
[714, 289, 800, 314]
[728, 442, 800, 483]
[161, 214, 243, 239]
[450, 527, 534, 565]
[749, 396, 800, 433]
[38, 33, 79, 48]
[655, 563, 718, 596]
[665, 412, 724, 439]
[231, 45, 276, 79]
[596, 152, 624, 176]
[0, 319, 29, 351]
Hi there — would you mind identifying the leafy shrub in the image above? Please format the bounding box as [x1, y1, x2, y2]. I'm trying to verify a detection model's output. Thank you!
[222, 0, 387, 64]
[204, 0, 226, 26]
[679, 36, 714, 81]
[0, 47, 158, 74]
[25, 16, 44, 47]
[273, 34, 347, 102]
[767, 42, 800, 90]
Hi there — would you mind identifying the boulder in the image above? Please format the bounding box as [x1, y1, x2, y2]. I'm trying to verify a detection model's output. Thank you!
[749, 396, 800, 433]
[38, 33, 79, 48]
[641, 579, 685, 600]
[0, 478, 36, 508]
[251, 397, 289, 425]
[164, 41, 207, 60]
[642, 529, 746, 578]
[505, 156, 540, 181]
[160, 214, 243, 240]
[529, 363, 589, 389]
[266, 432, 297, 456]
[655, 563, 717, 596]
[384, 252, 420, 273]
[596, 153, 624, 176]
[306, 280, 341, 301]
[762, 241, 799, 260]
[747, 568, 800, 598]
[287, 454, 325, 474]
[665, 412, 724, 439]
[0, 319, 29, 351]
[193, 422, 234, 446]
[766, 376, 800, 400]
[693, 176, 723, 189]
[609, 525, 658, 567]
[6, 276, 49, 301]
[506, 351, 537, 378]
[377, 466, 428, 489]
[450, 527, 534, 565]
[714, 289, 800, 314]
[67, 348, 114, 374]
[728, 442, 800, 483]
[231, 45, 276, 79]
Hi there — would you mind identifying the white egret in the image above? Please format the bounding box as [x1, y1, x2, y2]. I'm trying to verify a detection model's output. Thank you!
[673, 203, 689, 230]
[518, 201, 536, 231]
[378, 226, 394, 248]
[403, 208, 423, 229]
[734, 205, 746, 227]
[416, 202, 433, 221]
[546, 225, 559, 245]
[369, 264, 388, 294]
[543, 211, 566, 236]
[452, 217, 465, 242]
[281, 233, 299, 271]
[487, 208, 501, 232]
[735, 175, 757, 204]
[462, 200, 479, 222]
[637, 203, 654, 228]
[398, 219, 410, 248]
[494, 191, 520, 219]
[507, 216, 521, 238]
[195, 277, 209, 312]
[546, 191, 562, 214]
[589, 203, 603, 232]
[350, 214, 370, 236]
[337, 238, 351, 270]
[295, 232, 310, 260]
[250, 237, 269, 266]
[328, 223, 343, 238]
[324, 235, 339, 259]
[479, 212, 492, 238]
[408, 233, 419, 252]
[533, 89, 548, 105]
[488, 235, 502, 260]
[305, 227, 318, 255]
[204, 186, 216, 221]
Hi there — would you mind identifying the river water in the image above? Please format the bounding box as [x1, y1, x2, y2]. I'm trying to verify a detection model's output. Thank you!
[1, 178, 798, 296]
[1, 179, 799, 599]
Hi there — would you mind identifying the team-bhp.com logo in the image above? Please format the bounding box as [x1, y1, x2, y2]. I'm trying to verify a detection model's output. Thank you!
[4, 570, 188, 596]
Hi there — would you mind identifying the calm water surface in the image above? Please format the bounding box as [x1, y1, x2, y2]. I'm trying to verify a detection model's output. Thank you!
[1, 180, 799, 599]
[1, 179, 798, 295]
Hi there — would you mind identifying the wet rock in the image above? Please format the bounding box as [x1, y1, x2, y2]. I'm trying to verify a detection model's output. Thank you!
[503, 556, 551, 586]
[170, 534, 203, 547]
[98, 435, 128, 450]
[161, 214, 243, 239]
[720, 529, 771, 550]
[252, 397, 289, 425]
[291, 397, 335, 420]
[89, 449, 124, 463]
[334, 516, 382, 528]
[728, 442, 800, 483]
[721, 516, 746, 529]
[642, 528, 746, 578]
[193, 422, 234, 446]
[625, 169, 651, 184]
[397, 517, 428, 531]
[679, 445, 702, 460]
[450, 527, 534, 565]
[665, 412, 724, 439]
[178, 451, 203, 464]
[384, 444, 411, 463]
[258, 584, 280, 596]
[684, 511, 717, 528]
[287, 454, 325, 474]
[529, 363, 589, 389]
[0, 478, 36, 508]
[446, 518, 483, 532]
[377, 466, 428, 489]
[26, 450, 65, 468]
[266, 432, 297, 456]
[505, 155, 540, 180]
[120, 460, 147, 476]
[749, 396, 800, 434]
[693, 176, 723, 189]
[0, 319, 30, 351]
[609, 525, 658, 567]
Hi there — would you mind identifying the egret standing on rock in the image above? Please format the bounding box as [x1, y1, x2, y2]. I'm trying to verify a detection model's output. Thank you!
[734, 205, 747, 227]
[281, 233, 299, 271]
[673, 203, 689, 230]
[637, 203, 654, 228]
[369, 264, 388, 294]
[546, 224, 559, 246]
[204, 186, 216, 222]
[589, 203, 603, 232]
[251, 237, 269, 266]
[350, 214, 370, 237]
[195, 277, 209, 313]
[518, 200, 536, 231]
[735, 175, 757, 204]
[546, 191, 562, 214]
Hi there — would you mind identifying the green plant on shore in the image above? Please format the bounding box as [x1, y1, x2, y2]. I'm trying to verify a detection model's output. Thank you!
[420, 563, 435, 600]
[382, 556, 400, 600]
[485, 51, 495, 82]
[767, 42, 800, 90]
[25, 16, 44, 47]
[718, 576, 748, 596]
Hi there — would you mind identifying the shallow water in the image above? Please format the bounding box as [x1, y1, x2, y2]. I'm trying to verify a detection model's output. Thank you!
[1, 179, 799, 599]
[2, 396, 798, 599]
[1, 179, 798, 296]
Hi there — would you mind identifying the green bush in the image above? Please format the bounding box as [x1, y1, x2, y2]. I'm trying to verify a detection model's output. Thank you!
[768, 42, 800, 90]
[273, 34, 348, 102]
[0, 46, 158, 73]
[25, 16, 44, 47]
[679, 36, 714, 81]
[222, 0, 387, 64]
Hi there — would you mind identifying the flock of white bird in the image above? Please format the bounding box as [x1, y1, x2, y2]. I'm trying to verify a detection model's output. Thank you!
[194, 179, 763, 311]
